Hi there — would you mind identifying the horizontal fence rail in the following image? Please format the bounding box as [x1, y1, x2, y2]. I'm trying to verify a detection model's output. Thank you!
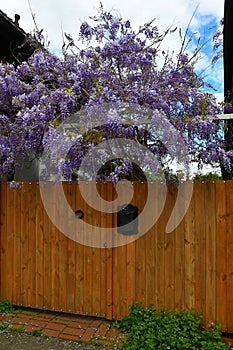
[0, 181, 233, 331]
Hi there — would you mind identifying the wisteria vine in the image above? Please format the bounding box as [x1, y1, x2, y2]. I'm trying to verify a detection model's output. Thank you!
[0, 5, 227, 182]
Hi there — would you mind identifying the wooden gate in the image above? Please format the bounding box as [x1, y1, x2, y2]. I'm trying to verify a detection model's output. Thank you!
[0, 182, 114, 318]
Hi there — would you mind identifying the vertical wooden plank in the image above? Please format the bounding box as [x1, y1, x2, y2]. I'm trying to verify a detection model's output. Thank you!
[226, 181, 233, 331]
[102, 181, 113, 320]
[135, 182, 147, 307]
[8, 185, 15, 305]
[98, 181, 107, 318]
[152, 181, 166, 309]
[145, 225, 155, 305]
[215, 180, 227, 330]
[91, 182, 101, 317]
[125, 181, 142, 310]
[126, 240, 136, 309]
[74, 183, 84, 315]
[139, 182, 153, 307]
[148, 182, 158, 308]
[1, 183, 22, 305]
[112, 181, 129, 319]
[155, 182, 166, 308]
[49, 182, 59, 311]
[20, 183, 30, 307]
[6, 183, 15, 303]
[184, 181, 196, 311]
[163, 183, 176, 310]
[65, 182, 76, 313]
[126, 181, 148, 310]
[43, 183, 52, 310]
[204, 181, 216, 324]
[58, 183, 68, 313]
[20, 182, 36, 307]
[12, 185, 22, 306]
[174, 183, 185, 311]
[194, 181, 206, 316]
[83, 182, 94, 316]
[36, 182, 45, 309]
[0, 183, 7, 300]
[112, 237, 126, 319]
[92, 181, 113, 318]
[106, 252, 113, 319]
[27, 182, 37, 307]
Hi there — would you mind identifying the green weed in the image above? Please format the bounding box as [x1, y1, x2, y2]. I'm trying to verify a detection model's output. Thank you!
[0, 322, 10, 331]
[30, 329, 43, 337]
[0, 300, 15, 314]
[117, 303, 228, 350]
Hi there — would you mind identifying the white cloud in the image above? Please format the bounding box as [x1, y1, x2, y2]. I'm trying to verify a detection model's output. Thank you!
[1, 0, 224, 96]
[1, 0, 224, 50]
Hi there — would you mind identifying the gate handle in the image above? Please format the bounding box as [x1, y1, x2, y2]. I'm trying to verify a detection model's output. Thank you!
[75, 209, 84, 219]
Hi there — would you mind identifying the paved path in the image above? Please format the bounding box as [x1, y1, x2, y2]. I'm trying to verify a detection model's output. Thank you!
[1, 308, 233, 349]
[0, 308, 123, 348]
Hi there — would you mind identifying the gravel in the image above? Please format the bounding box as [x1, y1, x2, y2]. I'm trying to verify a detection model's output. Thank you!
[0, 330, 114, 350]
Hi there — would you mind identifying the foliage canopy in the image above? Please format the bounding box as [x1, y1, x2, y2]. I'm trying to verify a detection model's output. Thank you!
[0, 5, 228, 181]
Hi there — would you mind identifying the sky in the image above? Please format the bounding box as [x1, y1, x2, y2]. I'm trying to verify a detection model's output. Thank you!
[1, 0, 225, 100]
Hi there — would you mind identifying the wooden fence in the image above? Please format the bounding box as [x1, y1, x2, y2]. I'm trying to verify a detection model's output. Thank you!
[0, 181, 233, 331]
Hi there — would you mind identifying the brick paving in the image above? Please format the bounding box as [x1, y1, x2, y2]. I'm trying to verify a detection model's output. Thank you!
[0, 308, 123, 347]
[2, 308, 232, 348]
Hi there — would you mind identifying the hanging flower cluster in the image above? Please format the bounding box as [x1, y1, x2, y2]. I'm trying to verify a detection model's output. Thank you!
[0, 5, 226, 181]
[212, 18, 224, 66]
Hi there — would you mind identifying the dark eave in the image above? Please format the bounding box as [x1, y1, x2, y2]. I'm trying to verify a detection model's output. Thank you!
[0, 9, 34, 65]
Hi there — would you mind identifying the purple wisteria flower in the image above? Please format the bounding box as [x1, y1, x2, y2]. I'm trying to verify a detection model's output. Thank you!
[0, 5, 227, 182]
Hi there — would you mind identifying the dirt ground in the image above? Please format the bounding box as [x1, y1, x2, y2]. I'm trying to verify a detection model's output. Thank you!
[0, 330, 115, 350]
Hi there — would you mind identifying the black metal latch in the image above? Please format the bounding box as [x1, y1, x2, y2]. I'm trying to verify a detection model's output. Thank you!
[117, 204, 138, 235]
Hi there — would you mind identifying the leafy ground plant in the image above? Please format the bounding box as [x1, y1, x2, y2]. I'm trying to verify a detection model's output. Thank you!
[0, 300, 15, 314]
[117, 303, 228, 350]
